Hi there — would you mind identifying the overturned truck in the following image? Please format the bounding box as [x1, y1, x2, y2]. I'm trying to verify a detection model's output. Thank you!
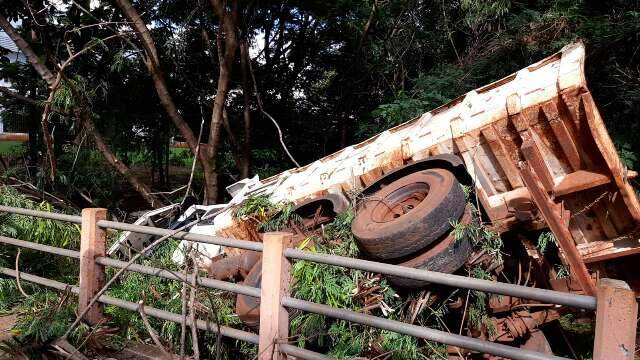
[111, 41, 639, 354]
[205, 41, 639, 295]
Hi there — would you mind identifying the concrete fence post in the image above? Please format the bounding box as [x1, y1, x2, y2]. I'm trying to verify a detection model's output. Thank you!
[258, 232, 292, 360]
[593, 278, 638, 360]
[78, 208, 107, 325]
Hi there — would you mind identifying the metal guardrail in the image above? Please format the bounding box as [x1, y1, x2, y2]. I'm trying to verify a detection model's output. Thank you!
[0, 205, 596, 309]
[0, 204, 635, 360]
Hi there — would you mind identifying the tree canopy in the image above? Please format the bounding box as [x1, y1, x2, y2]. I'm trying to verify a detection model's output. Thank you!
[1, 0, 638, 210]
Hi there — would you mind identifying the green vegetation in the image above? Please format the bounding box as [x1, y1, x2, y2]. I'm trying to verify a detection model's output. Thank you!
[556, 264, 571, 279]
[0, 141, 26, 155]
[537, 231, 554, 255]
[1, 0, 638, 209]
[559, 314, 595, 359]
[232, 194, 302, 232]
[0, 186, 252, 358]
[452, 205, 504, 264]
[289, 209, 436, 359]
[1, 0, 635, 356]
[468, 267, 496, 337]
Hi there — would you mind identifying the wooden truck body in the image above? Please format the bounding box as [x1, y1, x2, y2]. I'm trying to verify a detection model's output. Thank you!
[215, 42, 640, 289]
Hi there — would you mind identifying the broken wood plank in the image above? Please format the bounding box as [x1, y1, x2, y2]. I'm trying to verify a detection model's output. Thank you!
[520, 133, 555, 192]
[581, 237, 640, 264]
[552, 170, 611, 196]
[481, 125, 523, 189]
[518, 161, 596, 295]
[359, 167, 384, 187]
[542, 101, 582, 171]
[582, 92, 640, 223]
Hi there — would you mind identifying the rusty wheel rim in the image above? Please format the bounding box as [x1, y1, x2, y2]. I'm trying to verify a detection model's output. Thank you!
[370, 182, 429, 223]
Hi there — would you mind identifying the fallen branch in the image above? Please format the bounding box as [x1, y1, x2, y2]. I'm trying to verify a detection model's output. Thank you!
[40, 72, 63, 182]
[179, 243, 192, 359]
[64, 318, 106, 360]
[189, 252, 200, 360]
[245, 41, 300, 167]
[183, 106, 205, 203]
[138, 299, 171, 358]
[51, 339, 89, 360]
[15, 249, 29, 298]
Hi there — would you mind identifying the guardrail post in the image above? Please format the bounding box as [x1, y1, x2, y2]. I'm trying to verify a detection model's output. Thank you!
[258, 232, 292, 360]
[593, 278, 637, 360]
[78, 208, 107, 325]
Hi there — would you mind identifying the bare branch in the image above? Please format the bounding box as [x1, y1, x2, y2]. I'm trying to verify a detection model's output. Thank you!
[41, 72, 63, 181]
[189, 252, 200, 360]
[15, 249, 29, 298]
[0, 15, 55, 86]
[138, 299, 171, 358]
[245, 42, 301, 167]
[0, 86, 41, 107]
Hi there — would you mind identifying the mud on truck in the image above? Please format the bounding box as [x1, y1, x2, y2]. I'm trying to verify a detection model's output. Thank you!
[110, 41, 640, 356]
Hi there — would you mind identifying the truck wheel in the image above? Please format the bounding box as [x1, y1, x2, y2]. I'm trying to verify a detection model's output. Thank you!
[235, 261, 261, 328]
[386, 205, 475, 288]
[352, 168, 465, 260]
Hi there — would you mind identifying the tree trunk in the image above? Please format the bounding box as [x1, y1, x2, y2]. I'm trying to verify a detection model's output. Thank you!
[0, 15, 58, 180]
[2, 14, 163, 208]
[205, 0, 240, 204]
[239, 39, 252, 179]
[114, 0, 218, 203]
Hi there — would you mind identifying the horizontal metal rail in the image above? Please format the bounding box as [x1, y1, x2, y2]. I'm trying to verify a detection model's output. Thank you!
[285, 248, 597, 310]
[0, 234, 571, 360]
[0, 267, 258, 344]
[279, 344, 333, 360]
[0, 267, 327, 360]
[97, 219, 264, 252]
[0, 205, 263, 252]
[0, 235, 260, 297]
[0, 205, 82, 224]
[281, 297, 565, 360]
[0, 205, 596, 310]
[2, 251, 560, 360]
[94, 247, 576, 358]
[0, 235, 80, 259]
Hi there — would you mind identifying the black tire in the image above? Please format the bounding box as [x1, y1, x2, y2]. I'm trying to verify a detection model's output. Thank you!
[386, 205, 476, 288]
[352, 168, 465, 260]
[235, 261, 261, 328]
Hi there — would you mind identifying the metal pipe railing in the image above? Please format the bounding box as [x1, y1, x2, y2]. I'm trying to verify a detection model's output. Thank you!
[0, 205, 82, 224]
[0, 267, 258, 344]
[0, 205, 596, 310]
[95, 256, 261, 298]
[0, 234, 566, 359]
[0, 234, 261, 297]
[285, 248, 596, 310]
[0, 235, 80, 259]
[0, 267, 330, 360]
[0, 205, 263, 252]
[279, 344, 333, 360]
[0, 205, 606, 359]
[281, 296, 565, 360]
[97, 219, 264, 252]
